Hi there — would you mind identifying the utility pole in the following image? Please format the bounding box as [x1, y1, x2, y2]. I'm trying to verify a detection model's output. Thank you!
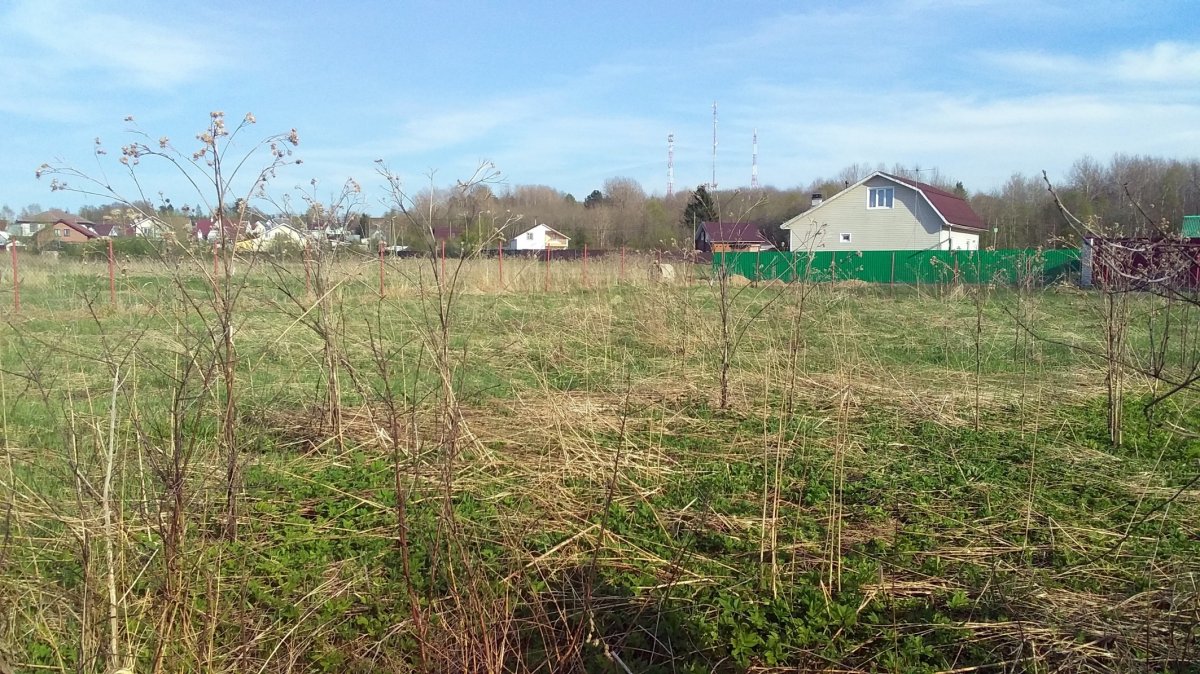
[751, 128, 759, 190]
[667, 133, 675, 198]
[710, 101, 718, 190]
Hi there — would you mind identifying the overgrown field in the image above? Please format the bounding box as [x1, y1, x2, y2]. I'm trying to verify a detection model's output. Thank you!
[1, 254, 1198, 673]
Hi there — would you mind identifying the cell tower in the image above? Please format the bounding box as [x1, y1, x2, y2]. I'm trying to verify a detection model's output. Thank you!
[710, 101, 718, 190]
[667, 133, 675, 198]
[751, 128, 759, 189]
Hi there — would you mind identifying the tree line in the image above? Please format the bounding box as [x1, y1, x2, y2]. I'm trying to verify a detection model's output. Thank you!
[6, 154, 1200, 250]
[377, 154, 1200, 250]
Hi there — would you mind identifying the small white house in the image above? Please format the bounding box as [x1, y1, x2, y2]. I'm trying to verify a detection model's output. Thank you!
[129, 217, 175, 238]
[782, 172, 986, 252]
[506, 223, 570, 251]
[263, 220, 308, 244]
[238, 220, 309, 251]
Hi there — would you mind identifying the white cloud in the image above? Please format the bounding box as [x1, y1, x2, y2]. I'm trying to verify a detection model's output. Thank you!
[2, 0, 233, 90]
[983, 40, 1200, 88]
[1114, 41, 1200, 83]
[752, 85, 1200, 189]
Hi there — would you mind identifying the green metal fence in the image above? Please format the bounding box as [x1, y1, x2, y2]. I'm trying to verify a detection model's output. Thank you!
[713, 249, 1080, 285]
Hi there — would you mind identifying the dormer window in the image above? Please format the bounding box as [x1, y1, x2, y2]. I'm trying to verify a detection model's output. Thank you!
[868, 187, 894, 209]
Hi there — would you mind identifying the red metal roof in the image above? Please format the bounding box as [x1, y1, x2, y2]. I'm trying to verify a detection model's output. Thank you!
[884, 174, 986, 231]
[53, 218, 98, 238]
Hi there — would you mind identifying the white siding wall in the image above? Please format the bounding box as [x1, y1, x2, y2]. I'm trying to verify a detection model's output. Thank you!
[941, 229, 980, 250]
[785, 176, 944, 252]
[264, 226, 306, 243]
[506, 224, 568, 250]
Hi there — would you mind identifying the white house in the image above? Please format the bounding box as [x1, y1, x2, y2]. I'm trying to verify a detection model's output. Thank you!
[781, 172, 987, 252]
[129, 216, 177, 238]
[237, 220, 309, 252]
[263, 220, 308, 245]
[505, 223, 570, 251]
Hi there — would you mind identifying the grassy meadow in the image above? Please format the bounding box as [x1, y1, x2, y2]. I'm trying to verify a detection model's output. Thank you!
[1, 251, 1198, 673]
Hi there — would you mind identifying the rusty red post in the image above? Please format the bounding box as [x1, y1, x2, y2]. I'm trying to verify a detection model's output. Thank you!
[9, 244, 19, 314]
[440, 240, 446, 283]
[544, 246, 550, 292]
[582, 244, 588, 287]
[378, 239, 385, 298]
[108, 238, 116, 307]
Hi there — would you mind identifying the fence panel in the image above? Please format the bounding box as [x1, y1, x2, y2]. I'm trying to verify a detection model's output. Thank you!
[714, 249, 1081, 286]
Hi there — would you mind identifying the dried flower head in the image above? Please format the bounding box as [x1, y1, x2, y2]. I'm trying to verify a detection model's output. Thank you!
[158, 136, 169, 149]
[287, 128, 299, 146]
[124, 115, 134, 122]
[244, 112, 256, 124]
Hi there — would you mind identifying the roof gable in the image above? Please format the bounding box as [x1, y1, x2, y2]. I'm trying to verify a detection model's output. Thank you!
[516, 223, 569, 239]
[51, 218, 98, 238]
[782, 171, 986, 232]
[19, 209, 78, 224]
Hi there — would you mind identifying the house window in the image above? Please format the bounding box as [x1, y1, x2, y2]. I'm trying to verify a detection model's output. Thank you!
[839, 233, 852, 244]
[868, 187, 894, 209]
[526, 233, 533, 240]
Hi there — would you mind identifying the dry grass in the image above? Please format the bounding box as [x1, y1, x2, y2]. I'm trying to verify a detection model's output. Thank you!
[1, 255, 1197, 672]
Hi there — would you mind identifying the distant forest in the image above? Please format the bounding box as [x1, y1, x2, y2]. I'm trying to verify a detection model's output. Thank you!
[6, 154, 1199, 250]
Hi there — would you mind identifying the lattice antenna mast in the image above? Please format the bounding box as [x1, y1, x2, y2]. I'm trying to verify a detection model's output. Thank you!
[667, 133, 675, 198]
[751, 128, 759, 189]
[710, 101, 718, 190]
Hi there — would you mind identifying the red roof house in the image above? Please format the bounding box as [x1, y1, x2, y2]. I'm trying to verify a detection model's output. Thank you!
[34, 218, 99, 246]
[781, 171, 986, 252]
[695, 221, 776, 253]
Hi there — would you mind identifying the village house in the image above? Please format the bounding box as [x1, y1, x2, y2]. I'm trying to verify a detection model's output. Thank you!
[33, 218, 99, 247]
[781, 172, 986, 252]
[12, 209, 96, 237]
[505, 223, 570, 251]
[695, 221, 776, 253]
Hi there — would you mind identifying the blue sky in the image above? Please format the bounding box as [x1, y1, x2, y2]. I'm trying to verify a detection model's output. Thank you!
[2, 0, 1199, 215]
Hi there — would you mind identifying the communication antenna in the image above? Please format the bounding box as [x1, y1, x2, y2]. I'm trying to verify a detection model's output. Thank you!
[710, 101, 718, 190]
[751, 128, 759, 189]
[667, 133, 675, 198]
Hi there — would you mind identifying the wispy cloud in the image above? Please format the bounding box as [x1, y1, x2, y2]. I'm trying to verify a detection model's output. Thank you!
[983, 40, 1200, 88]
[1114, 42, 1200, 83]
[3, 0, 233, 90]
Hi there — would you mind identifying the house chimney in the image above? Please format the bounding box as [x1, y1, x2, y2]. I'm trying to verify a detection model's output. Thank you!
[811, 193, 824, 207]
